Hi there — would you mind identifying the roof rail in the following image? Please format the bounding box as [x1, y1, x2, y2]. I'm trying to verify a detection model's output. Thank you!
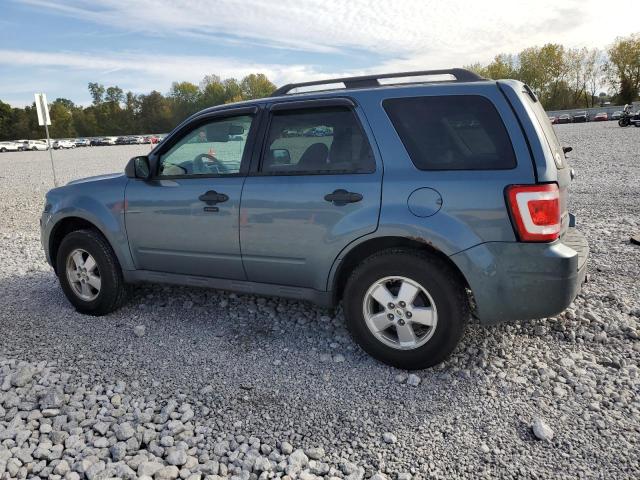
[271, 68, 484, 97]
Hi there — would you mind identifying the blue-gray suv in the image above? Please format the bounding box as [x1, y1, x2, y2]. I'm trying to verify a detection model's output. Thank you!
[40, 69, 589, 369]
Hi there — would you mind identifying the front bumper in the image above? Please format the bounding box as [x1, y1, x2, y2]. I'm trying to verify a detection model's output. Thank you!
[451, 227, 589, 324]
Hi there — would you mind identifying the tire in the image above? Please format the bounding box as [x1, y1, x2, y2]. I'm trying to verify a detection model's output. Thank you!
[343, 249, 468, 369]
[56, 229, 127, 315]
[619, 118, 629, 127]
[0, 148, 6, 153]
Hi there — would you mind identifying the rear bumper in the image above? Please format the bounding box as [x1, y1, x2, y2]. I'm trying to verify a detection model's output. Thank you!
[451, 227, 588, 324]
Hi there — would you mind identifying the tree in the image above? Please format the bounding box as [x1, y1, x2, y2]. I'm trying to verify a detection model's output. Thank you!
[139, 91, 173, 133]
[583, 49, 604, 108]
[0, 100, 12, 141]
[606, 33, 640, 104]
[168, 81, 201, 123]
[88, 82, 105, 105]
[240, 73, 276, 99]
[105, 86, 124, 105]
[519, 44, 568, 107]
[49, 101, 76, 138]
[222, 78, 243, 103]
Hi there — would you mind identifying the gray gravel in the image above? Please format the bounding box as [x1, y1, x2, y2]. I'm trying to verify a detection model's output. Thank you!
[0, 122, 639, 479]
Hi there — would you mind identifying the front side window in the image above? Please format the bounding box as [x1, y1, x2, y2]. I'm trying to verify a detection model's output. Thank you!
[158, 115, 253, 177]
[384, 95, 516, 170]
[260, 106, 375, 174]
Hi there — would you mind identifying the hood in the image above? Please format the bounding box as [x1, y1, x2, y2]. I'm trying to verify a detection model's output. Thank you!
[67, 172, 124, 186]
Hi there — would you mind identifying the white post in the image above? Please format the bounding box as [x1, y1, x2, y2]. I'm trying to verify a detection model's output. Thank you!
[43, 118, 58, 187]
[36, 93, 58, 187]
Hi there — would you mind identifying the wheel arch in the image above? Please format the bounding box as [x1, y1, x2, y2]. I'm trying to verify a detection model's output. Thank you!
[49, 216, 121, 274]
[330, 235, 472, 306]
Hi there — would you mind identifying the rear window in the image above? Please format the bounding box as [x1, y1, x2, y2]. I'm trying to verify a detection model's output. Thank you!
[383, 95, 516, 170]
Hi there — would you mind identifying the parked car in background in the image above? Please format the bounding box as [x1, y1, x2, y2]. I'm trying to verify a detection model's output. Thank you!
[611, 111, 623, 120]
[53, 139, 76, 149]
[573, 111, 589, 123]
[115, 137, 129, 145]
[21, 140, 49, 151]
[96, 137, 117, 146]
[74, 138, 91, 147]
[0, 141, 23, 152]
[557, 114, 572, 124]
[593, 112, 608, 122]
[40, 69, 588, 369]
[548, 116, 558, 124]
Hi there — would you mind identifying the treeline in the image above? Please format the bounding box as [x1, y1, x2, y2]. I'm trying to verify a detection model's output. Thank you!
[466, 33, 640, 110]
[0, 73, 276, 141]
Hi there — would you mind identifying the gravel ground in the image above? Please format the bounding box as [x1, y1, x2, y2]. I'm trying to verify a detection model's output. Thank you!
[0, 122, 639, 480]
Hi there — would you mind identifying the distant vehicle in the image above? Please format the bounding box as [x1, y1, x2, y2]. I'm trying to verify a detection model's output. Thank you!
[557, 114, 572, 124]
[611, 111, 623, 120]
[53, 139, 76, 149]
[0, 141, 22, 152]
[21, 140, 49, 151]
[572, 111, 589, 123]
[228, 134, 244, 141]
[115, 137, 129, 145]
[97, 137, 117, 146]
[618, 105, 640, 127]
[74, 138, 91, 147]
[593, 112, 608, 122]
[548, 116, 558, 124]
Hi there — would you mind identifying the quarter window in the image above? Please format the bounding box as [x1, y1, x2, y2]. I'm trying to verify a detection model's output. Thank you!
[260, 106, 375, 174]
[383, 95, 516, 170]
[158, 115, 253, 177]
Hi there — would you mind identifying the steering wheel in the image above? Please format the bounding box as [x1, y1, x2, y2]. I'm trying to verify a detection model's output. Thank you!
[193, 153, 228, 174]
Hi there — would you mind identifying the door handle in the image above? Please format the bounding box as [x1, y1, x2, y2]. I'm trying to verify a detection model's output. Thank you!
[324, 189, 363, 206]
[199, 190, 229, 205]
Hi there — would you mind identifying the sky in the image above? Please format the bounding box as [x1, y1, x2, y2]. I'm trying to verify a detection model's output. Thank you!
[1, 0, 639, 107]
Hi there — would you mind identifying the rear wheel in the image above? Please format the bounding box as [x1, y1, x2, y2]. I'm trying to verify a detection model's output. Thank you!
[56, 229, 127, 315]
[343, 249, 468, 369]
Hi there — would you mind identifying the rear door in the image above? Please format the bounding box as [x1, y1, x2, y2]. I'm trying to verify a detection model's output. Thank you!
[239, 99, 382, 291]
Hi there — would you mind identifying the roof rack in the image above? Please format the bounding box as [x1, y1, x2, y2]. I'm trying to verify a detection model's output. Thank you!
[271, 68, 484, 97]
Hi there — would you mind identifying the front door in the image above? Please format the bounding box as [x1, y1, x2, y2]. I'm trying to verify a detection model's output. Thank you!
[125, 111, 256, 279]
[240, 101, 382, 291]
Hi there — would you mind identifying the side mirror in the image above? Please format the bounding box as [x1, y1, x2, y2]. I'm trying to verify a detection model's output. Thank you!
[125, 156, 152, 180]
[271, 148, 291, 165]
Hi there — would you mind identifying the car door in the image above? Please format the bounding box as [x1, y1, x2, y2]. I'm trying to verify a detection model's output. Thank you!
[125, 107, 258, 279]
[240, 99, 382, 291]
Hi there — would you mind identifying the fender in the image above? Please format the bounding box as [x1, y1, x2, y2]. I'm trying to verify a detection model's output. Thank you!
[43, 176, 135, 271]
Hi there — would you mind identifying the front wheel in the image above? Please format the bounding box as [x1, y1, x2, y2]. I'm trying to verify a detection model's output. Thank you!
[56, 229, 127, 315]
[619, 118, 629, 127]
[343, 249, 468, 369]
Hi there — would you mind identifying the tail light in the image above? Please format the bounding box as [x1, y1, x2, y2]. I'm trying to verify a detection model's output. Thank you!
[506, 184, 560, 242]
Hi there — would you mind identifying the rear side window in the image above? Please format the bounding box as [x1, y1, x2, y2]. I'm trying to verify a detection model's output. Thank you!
[261, 106, 375, 175]
[383, 95, 516, 170]
[520, 87, 565, 169]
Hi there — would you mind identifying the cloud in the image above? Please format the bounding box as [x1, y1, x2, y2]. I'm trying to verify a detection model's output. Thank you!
[0, 48, 354, 100]
[4, 0, 640, 105]
[18, 0, 626, 59]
